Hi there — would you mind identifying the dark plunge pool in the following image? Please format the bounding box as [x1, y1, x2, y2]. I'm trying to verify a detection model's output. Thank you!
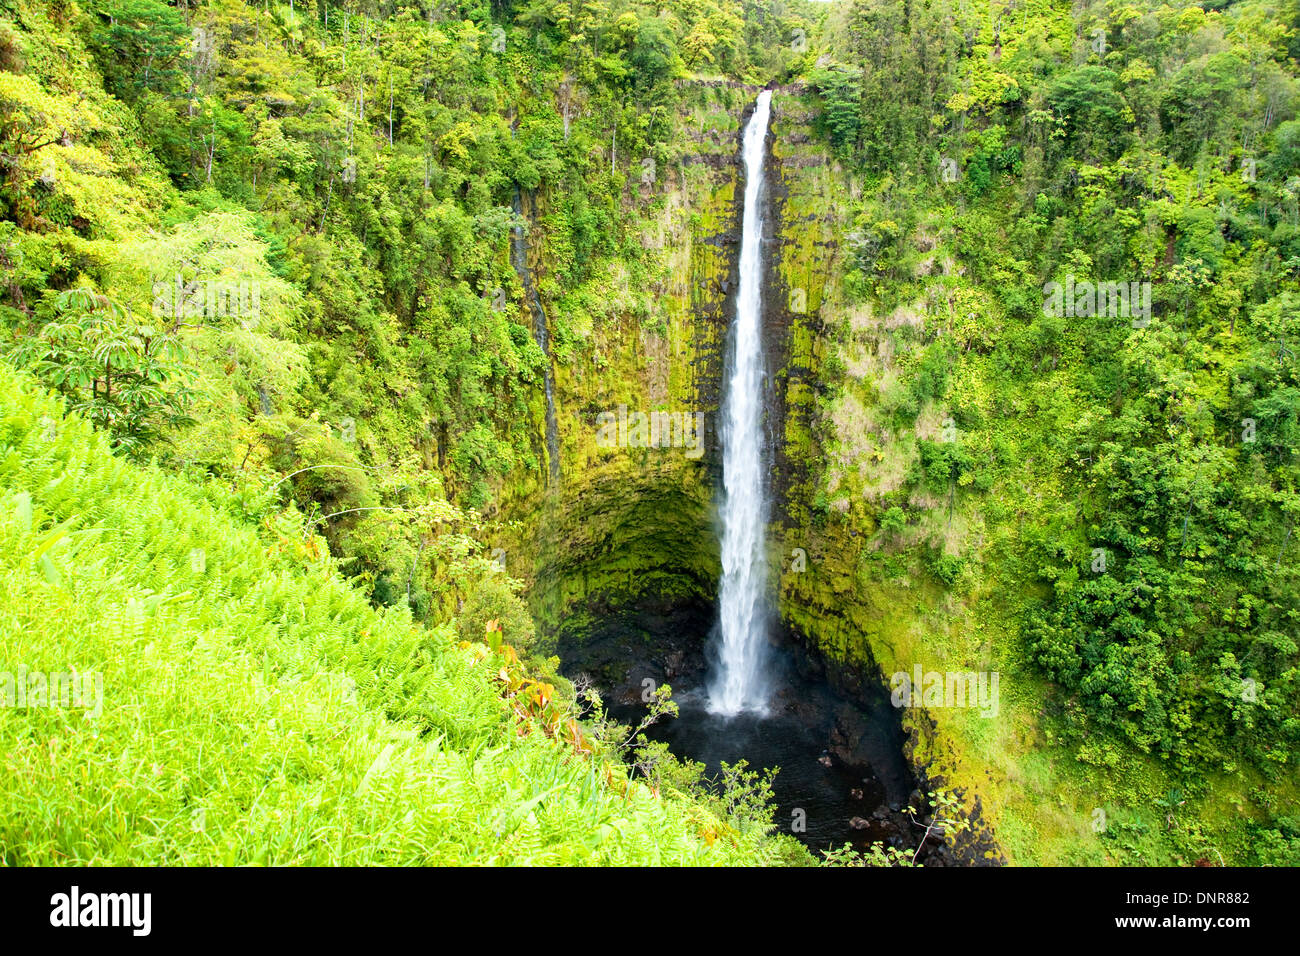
[558, 602, 921, 858]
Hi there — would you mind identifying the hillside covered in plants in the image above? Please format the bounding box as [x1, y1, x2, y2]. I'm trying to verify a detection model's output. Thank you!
[0, 0, 1297, 867]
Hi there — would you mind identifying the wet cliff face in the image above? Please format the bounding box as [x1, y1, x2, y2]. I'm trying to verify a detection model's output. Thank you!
[494, 82, 1003, 863]
[501, 89, 829, 655]
[493, 83, 757, 660]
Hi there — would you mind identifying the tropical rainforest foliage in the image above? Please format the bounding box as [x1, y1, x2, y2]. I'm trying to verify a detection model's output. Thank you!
[799, 0, 1300, 864]
[0, 0, 1297, 865]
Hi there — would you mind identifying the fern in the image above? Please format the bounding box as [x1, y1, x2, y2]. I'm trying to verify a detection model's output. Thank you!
[0, 367, 806, 866]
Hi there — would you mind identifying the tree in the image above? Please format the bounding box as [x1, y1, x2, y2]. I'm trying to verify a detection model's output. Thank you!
[811, 66, 862, 158]
[1047, 66, 1129, 159]
[89, 0, 189, 105]
[456, 569, 537, 650]
[5, 289, 194, 457]
[629, 17, 681, 94]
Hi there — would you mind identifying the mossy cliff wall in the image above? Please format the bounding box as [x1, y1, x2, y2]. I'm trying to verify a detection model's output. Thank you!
[763, 88, 1003, 861]
[495, 82, 1004, 861]
[760, 88, 1130, 865]
[765, 88, 913, 686]
[497, 83, 762, 651]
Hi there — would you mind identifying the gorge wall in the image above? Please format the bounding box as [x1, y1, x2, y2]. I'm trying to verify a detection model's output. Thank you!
[501, 81, 751, 661]
[495, 81, 1004, 863]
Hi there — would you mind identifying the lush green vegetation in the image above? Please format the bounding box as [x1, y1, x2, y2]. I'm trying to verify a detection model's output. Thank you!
[0, 0, 820, 618]
[0, 364, 811, 863]
[786, 0, 1299, 863]
[1, 0, 1297, 866]
[0, 0, 829, 867]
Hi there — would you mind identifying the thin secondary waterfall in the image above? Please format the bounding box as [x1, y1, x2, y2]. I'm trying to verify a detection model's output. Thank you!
[511, 187, 561, 485]
[709, 90, 773, 718]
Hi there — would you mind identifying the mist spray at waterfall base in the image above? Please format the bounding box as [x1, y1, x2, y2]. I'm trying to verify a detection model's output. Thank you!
[708, 90, 775, 718]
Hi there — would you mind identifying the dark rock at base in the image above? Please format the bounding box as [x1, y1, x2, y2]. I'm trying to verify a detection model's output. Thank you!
[664, 650, 685, 679]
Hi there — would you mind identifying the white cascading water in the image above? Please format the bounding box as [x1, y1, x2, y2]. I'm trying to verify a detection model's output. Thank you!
[709, 90, 773, 718]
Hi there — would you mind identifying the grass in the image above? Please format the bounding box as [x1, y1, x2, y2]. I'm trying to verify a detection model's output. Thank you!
[0, 367, 802, 865]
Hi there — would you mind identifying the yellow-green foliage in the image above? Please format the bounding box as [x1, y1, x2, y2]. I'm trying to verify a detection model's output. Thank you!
[774, 1, 1300, 866]
[0, 367, 800, 865]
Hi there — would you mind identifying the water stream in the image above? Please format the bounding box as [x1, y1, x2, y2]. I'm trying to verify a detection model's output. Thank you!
[511, 187, 561, 485]
[708, 90, 775, 717]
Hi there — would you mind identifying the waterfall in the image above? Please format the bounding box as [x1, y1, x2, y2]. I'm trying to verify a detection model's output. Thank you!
[708, 90, 773, 718]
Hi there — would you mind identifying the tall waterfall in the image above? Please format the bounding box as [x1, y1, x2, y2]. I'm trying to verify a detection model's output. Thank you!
[708, 90, 773, 718]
